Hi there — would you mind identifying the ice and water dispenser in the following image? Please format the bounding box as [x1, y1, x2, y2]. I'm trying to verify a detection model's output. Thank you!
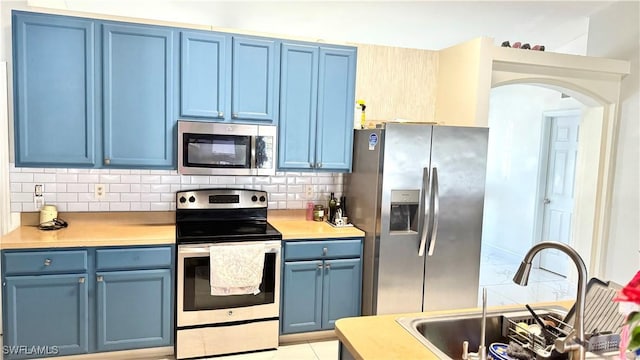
[389, 190, 420, 233]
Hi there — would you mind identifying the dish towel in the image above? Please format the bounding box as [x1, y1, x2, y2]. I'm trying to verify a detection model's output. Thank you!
[209, 243, 265, 296]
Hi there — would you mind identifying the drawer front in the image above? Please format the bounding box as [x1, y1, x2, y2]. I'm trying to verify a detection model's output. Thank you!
[96, 246, 172, 270]
[3, 250, 88, 275]
[284, 239, 361, 261]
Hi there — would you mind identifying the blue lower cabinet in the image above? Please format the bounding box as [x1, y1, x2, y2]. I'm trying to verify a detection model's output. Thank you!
[281, 238, 363, 335]
[322, 258, 362, 329]
[282, 260, 323, 333]
[2, 246, 174, 359]
[4, 274, 89, 359]
[96, 269, 172, 351]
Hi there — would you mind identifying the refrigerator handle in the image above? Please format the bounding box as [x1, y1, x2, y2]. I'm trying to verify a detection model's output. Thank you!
[418, 167, 431, 256]
[427, 167, 440, 256]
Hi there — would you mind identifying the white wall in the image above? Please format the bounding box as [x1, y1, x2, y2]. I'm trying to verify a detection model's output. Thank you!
[482, 84, 583, 257]
[586, 1, 640, 285]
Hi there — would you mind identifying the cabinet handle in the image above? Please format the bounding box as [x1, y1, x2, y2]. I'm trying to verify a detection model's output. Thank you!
[79, 277, 85, 284]
[309, 162, 315, 169]
[104, 158, 111, 165]
[317, 263, 323, 269]
[218, 111, 224, 117]
[323, 247, 328, 256]
[317, 162, 322, 168]
[97, 276, 103, 282]
[232, 113, 238, 118]
[44, 259, 52, 266]
[227, 310, 233, 316]
[325, 263, 331, 269]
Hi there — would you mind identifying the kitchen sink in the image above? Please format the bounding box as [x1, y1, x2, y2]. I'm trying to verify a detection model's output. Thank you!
[396, 307, 620, 359]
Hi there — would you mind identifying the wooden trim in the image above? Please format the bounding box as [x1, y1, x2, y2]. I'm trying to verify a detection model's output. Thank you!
[279, 329, 337, 345]
[0, 62, 10, 236]
[52, 346, 173, 360]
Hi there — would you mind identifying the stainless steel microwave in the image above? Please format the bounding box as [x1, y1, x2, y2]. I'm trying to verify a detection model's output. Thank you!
[177, 120, 276, 176]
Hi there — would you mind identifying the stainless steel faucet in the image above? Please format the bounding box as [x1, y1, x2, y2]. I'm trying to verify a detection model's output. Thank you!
[512, 241, 587, 360]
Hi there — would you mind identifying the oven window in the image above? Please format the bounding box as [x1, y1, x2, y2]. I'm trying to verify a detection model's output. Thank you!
[183, 253, 276, 311]
[184, 133, 251, 168]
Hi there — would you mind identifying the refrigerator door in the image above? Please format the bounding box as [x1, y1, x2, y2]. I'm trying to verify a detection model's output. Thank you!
[422, 126, 488, 311]
[376, 123, 433, 315]
[346, 129, 384, 316]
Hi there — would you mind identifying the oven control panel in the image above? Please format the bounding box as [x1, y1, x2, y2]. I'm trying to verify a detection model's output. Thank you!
[176, 188, 268, 209]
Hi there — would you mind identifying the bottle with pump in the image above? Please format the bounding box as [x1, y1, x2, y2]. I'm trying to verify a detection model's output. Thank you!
[328, 192, 337, 223]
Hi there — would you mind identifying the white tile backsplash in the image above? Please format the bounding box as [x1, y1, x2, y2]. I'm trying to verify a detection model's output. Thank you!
[9, 165, 345, 212]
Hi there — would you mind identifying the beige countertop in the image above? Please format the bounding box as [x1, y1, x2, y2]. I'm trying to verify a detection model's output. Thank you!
[0, 210, 364, 249]
[335, 300, 574, 360]
[0, 212, 176, 249]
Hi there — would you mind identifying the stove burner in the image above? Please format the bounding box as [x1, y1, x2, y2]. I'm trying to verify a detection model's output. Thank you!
[175, 188, 282, 244]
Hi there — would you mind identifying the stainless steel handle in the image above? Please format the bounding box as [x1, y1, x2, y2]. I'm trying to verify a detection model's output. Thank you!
[317, 263, 323, 269]
[316, 162, 322, 168]
[427, 167, 439, 256]
[79, 277, 85, 284]
[104, 158, 111, 165]
[250, 136, 257, 170]
[310, 162, 315, 169]
[323, 247, 328, 256]
[44, 259, 52, 266]
[218, 111, 224, 117]
[418, 167, 431, 256]
[97, 276, 103, 282]
[544, 198, 551, 204]
[232, 113, 238, 118]
[325, 263, 330, 269]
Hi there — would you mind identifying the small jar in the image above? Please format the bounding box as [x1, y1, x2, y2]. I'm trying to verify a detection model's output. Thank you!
[313, 205, 325, 222]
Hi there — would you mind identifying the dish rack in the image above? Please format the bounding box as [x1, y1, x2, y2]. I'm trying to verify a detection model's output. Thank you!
[503, 312, 620, 358]
[500, 278, 625, 359]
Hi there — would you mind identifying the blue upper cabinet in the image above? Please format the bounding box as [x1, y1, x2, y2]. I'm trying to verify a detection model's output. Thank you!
[231, 37, 278, 123]
[179, 34, 278, 124]
[12, 12, 97, 167]
[316, 47, 357, 171]
[278, 43, 319, 169]
[278, 43, 356, 172]
[102, 23, 177, 168]
[180, 31, 229, 119]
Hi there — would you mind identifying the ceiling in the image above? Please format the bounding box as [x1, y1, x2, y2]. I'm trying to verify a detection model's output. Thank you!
[23, 0, 617, 52]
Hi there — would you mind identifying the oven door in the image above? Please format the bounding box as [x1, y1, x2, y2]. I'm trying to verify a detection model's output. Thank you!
[177, 240, 281, 327]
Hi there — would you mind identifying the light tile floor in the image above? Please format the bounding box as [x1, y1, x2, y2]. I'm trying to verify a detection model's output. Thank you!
[202, 340, 339, 360]
[479, 244, 577, 307]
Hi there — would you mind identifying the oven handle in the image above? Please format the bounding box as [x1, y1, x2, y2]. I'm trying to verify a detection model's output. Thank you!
[178, 243, 281, 255]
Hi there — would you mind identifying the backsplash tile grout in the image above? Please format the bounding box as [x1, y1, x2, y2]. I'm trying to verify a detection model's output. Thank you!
[9, 164, 344, 212]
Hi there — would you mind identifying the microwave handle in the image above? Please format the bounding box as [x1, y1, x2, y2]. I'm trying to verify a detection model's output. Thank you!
[251, 136, 257, 169]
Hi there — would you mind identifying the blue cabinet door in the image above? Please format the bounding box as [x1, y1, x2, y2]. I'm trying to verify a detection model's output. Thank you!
[281, 260, 323, 334]
[315, 47, 357, 171]
[4, 274, 89, 359]
[231, 37, 278, 122]
[96, 269, 172, 351]
[180, 31, 229, 119]
[12, 12, 97, 167]
[322, 258, 362, 330]
[102, 23, 176, 168]
[278, 43, 318, 170]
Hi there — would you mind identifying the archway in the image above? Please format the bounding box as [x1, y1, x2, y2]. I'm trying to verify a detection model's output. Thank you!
[489, 69, 623, 279]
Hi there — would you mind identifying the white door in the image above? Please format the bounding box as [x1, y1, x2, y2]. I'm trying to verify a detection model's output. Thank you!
[539, 115, 580, 276]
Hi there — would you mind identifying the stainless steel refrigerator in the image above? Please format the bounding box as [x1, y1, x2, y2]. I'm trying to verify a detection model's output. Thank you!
[345, 123, 489, 315]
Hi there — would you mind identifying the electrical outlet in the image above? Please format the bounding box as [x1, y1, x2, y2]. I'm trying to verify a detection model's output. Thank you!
[34, 184, 44, 209]
[95, 184, 106, 200]
[305, 185, 313, 199]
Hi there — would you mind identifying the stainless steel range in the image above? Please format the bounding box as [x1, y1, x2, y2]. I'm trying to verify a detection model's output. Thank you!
[175, 188, 282, 359]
